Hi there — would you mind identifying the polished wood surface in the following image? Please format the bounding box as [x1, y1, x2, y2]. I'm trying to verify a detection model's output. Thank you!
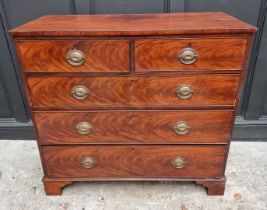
[35, 110, 233, 144]
[16, 40, 129, 72]
[9, 12, 256, 37]
[27, 75, 240, 108]
[42, 145, 227, 178]
[135, 38, 247, 71]
[42, 177, 226, 196]
[10, 12, 256, 196]
[43, 180, 73, 196]
[197, 178, 226, 196]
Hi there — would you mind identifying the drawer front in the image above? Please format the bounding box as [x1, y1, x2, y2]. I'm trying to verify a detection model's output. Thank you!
[35, 110, 233, 144]
[135, 38, 247, 71]
[27, 75, 240, 108]
[16, 40, 129, 72]
[42, 145, 226, 178]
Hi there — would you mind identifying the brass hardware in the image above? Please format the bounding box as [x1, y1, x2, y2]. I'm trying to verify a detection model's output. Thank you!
[177, 47, 198, 65]
[66, 49, 85, 66]
[176, 85, 194, 99]
[75, 122, 93, 135]
[172, 121, 190, 135]
[72, 85, 89, 100]
[171, 157, 187, 169]
[80, 157, 95, 168]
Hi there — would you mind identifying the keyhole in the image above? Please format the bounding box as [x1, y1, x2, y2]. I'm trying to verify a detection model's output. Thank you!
[132, 148, 135, 153]
[128, 79, 136, 85]
[73, 43, 77, 50]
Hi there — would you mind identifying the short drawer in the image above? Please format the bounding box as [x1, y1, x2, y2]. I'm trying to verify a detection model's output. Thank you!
[135, 38, 247, 71]
[42, 145, 226, 178]
[27, 75, 240, 108]
[35, 110, 233, 144]
[16, 40, 129, 72]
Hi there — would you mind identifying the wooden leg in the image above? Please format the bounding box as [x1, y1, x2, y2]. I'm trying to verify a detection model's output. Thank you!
[43, 179, 73, 196]
[196, 178, 226, 196]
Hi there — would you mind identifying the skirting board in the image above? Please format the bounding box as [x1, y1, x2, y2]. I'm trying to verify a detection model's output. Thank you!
[0, 118, 35, 140]
[232, 116, 267, 141]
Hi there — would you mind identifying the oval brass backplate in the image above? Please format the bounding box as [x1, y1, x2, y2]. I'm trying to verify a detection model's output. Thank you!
[80, 157, 95, 169]
[71, 85, 89, 100]
[176, 85, 194, 100]
[171, 157, 187, 169]
[172, 121, 190, 135]
[177, 47, 198, 65]
[75, 122, 93, 135]
[66, 49, 85, 66]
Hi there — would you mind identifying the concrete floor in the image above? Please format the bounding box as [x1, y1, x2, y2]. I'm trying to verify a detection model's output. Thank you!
[0, 141, 266, 210]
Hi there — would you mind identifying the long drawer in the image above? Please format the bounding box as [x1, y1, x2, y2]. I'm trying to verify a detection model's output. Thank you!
[35, 110, 233, 144]
[135, 38, 247, 71]
[42, 145, 227, 178]
[27, 75, 240, 108]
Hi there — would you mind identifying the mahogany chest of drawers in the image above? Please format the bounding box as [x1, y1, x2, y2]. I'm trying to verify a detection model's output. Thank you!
[10, 12, 256, 196]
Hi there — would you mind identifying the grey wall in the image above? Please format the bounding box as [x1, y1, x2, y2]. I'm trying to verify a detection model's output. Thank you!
[0, 0, 266, 140]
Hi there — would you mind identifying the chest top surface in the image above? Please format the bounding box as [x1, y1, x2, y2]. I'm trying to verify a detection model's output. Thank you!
[10, 12, 256, 37]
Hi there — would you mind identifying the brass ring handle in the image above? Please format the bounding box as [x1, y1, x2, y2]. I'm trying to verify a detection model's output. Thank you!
[172, 121, 190, 135]
[171, 157, 187, 169]
[177, 47, 198, 65]
[176, 85, 194, 99]
[66, 49, 85, 66]
[75, 122, 93, 135]
[80, 157, 95, 168]
[72, 85, 89, 100]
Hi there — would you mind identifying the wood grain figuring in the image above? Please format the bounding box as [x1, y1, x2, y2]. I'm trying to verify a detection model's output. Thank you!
[27, 75, 240, 108]
[35, 110, 233, 144]
[42, 145, 227, 178]
[135, 38, 247, 71]
[9, 12, 256, 37]
[16, 40, 129, 72]
[9, 12, 257, 196]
